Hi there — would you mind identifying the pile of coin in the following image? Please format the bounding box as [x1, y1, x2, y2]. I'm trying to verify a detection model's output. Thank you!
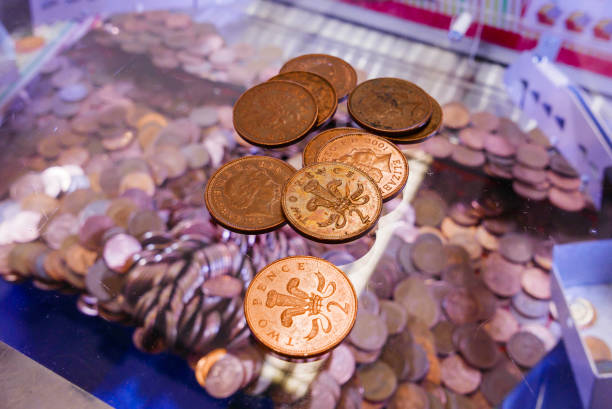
[95, 10, 284, 87]
[418, 102, 589, 212]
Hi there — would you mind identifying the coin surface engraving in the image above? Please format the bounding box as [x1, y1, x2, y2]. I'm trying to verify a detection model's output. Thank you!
[205, 156, 296, 234]
[244, 256, 357, 357]
[281, 163, 382, 243]
[316, 133, 408, 201]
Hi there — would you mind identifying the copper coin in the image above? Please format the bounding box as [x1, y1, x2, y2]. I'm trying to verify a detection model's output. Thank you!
[195, 348, 227, 388]
[516, 143, 549, 169]
[348, 78, 432, 134]
[512, 291, 549, 318]
[449, 232, 482, 260]
[281, 163, 382, 243]
[303, 127, 360, 167]
[506, 331, 546, 367]
[512, 164, 547, 185]
[475, 225, 499, 251]
[280, 54, 357, 100]
[384, 96, 443, 144]
[422, 135, 453, 158]
[442, 102, 470, 129]
[549, 154, 578, 177]
[512, 181, 548, 201]
[233, 80, 317, 147]
[480, 361, 522, 406]
[202, 275, 243, 298]
[205, 353, 244, 398]
[380, 300, 408, 335]
[498, 233, 533, 264]
[484, 134, 515, 157]
[410, 237, 445, 274]
[458, 326, 499, 369]
[471, 111, 499, 132]
[451, 145, 486, 168]
[316, 133, 409, 201]
[325, 343, 356, 385]
[269, 71, 337, 127]
[522, 324, 558, 352]
[548, 187, 585, 212]
[349, 310, 388, 351]
[440, 354, 481, 395]
[481, 253, 523, 297]
[448, 202, 479, 226]
[394, 277, 439, 328]
[205, 156, 295, 234]
[483, 308, 519, 343]
[64, 243, 97, 275]
[442, 288, 479, 325]
[413, 190, 447, 227]
[388, 383, 429, 409]
[584, 336, 612, 362]
[458, 128, 487, 150]
[358, 361, 398, 402]
[546, 170, 581, 191]
[244, 256, 357, 357]
[520, 267, 551, 300]
[102, 233, 141, 273]
[432, 321, 456, 355]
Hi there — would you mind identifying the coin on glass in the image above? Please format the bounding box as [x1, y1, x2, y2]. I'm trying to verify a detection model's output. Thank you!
[244, 256, 357, 357]
[584, 336, 612, 362]
[569, 297, 596, 329]
[205, 156, 295, 234]
[348, 78, 433, 135]
[269, 71, 337, 127]
[316, 133, 408, 201]
[233, 81, 317, 147]
[442, 102, 470, 129]
[303, 127, 360, 167]
[280, 54, 357, 100]
[281, 163, 382, 243]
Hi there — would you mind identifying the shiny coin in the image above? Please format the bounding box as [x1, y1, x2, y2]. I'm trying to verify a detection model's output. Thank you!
[233, 80, 317, 147]
[281, 163, 382, 243]
[205, 156, 296, 234]
[569, 297, 596, 328]
[244, 256, 357, 357]
[358, 361, 398, 402]
[316, 133, 408, 201]
[280, 54, 357, 100]
[348, 78, 432, 134]
[269, 71, 337, 127]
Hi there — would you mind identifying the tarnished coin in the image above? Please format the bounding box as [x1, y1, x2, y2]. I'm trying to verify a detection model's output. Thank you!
[380, 300, 408, 335]
[280, 54, 357, 100]
[233, 80, 317, 147]
[482, 253, 523, 297]
[205, 156, 296, 234]
[394, 277, 439, 328]
[205, 353, 244, 398]
[441, 354, 481, 395]
[269, 71, 337, 127]
[480, 361, 522, 406]
[303, 127, 360, 167]
[349, 310, 388, 351]
[244, 256, 357, 357]
[459, 326, 499, 369]
[388, 382, 429, 409]
[325, 343, 356, 385]
[316, 133, 408, 201]
[483, 308, 519, 343]
[442, 288, 479, 325]
[506, 331, 546, 367]
[471, 111, 499, 132]
[348, 78, 432, 134]
[548, 187, 585, 212]
[385, 96, 443, 144]
[516, 143, 549, 169]
[498, 233, 533, 264]
[281, 163, 382, 243]
[413, 190, 447, 227]
[358, 361, 398, 402]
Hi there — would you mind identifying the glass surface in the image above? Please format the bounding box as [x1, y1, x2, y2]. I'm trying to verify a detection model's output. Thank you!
[0, 1, 607, 408]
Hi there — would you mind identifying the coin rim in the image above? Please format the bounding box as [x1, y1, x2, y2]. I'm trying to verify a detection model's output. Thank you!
[280, 53, 357, 100]
[243, 255, 358, 357]
[204, 155, 296, 234]
[281, 163, 383, 243]
[382, 95, 443, 144]
[347, 77, 433, 134]
[268, 71, 338, 127]
[315, 132, 409, 201]
[232, 80, 318, 148]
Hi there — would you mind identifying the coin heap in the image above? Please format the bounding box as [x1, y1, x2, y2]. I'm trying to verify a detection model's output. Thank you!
[418, 102, 589, 212]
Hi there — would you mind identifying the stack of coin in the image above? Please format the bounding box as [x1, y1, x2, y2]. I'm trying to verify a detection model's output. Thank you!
[417, 102, 590, 212]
